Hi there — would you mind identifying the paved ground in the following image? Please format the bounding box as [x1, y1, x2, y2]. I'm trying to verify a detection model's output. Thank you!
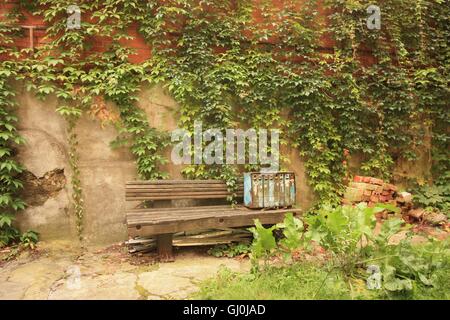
[1, 224, 446, 300]
[0, 241, 250, 300]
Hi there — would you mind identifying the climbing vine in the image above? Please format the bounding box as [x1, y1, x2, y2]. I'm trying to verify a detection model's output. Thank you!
[0, 0, 448, 241]
[0, 8, 26, 246]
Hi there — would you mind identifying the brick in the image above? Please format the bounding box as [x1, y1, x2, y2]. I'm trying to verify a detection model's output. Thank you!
[343, 187, 365, 202]
[364, 189, 373, 196]
[370, 177, 384, 185]
[383, 183, 397, 191]
[363, 176, 372, 183]
[349, 182, 371, 190]
[388, 184, 397, 192]
[370, 195, 380, 202]
[353, 176, 365, 183]
[341, 199, 351, 205]
[366, 184, 379, 191]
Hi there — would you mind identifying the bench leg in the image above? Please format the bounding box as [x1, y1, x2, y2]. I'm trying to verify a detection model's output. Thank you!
[157, 234, 174, 262]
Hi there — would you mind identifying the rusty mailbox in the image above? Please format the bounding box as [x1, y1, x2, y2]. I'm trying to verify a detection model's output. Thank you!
[243, 172, 296, 209]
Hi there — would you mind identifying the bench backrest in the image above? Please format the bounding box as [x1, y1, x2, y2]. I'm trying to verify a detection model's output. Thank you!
[126, 180, 244, 201]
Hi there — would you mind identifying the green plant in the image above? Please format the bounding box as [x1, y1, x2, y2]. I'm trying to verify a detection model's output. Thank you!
[276, 212, 305, 261]
[412, 184, 450, 214]
[304, 203, 401, 274]
[377, 237, 450, 297]
[57, 106, 86, 239]
[0, 215, 19, 248]
[248, 220, 279, 269]
[19, 230, 39, 250]
[249, 213, 306, 266]
[0, 27, 26, 247]
[207, 243, 251, 258]
[304, 205, 450, 296]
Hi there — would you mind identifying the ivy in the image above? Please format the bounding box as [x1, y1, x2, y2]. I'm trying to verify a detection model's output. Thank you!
[57, 105, 85, 239]
[0, 0, 448, 245]
[0, 71, 23, 243]
[0, 7, 28, 246]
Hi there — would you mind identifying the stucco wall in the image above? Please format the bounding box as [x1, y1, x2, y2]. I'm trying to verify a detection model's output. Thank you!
[12, 84, 316, 244]
[13, 83, 428, 245]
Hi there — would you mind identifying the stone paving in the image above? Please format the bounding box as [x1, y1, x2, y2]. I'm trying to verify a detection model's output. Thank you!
[0, 241, 250, 300]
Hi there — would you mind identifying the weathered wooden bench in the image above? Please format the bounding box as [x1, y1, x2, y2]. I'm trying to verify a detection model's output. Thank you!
[125, 180, 302, 260]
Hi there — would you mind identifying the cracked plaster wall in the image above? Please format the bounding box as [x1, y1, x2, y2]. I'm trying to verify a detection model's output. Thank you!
[11, 84, 327, 244]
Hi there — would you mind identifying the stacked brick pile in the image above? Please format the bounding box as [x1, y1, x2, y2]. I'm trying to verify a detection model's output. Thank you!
[343, 176, 397, 206]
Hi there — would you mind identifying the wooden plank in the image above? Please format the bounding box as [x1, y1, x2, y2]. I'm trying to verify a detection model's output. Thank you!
[128, 209, 244, 224]
[127, 206, 302, 220]
[127, 208, 302, 223]
[126, 238, 155, 245]
[127, 180, 242, 185]
[127, 206, 237, 218]
[126, 191, 239, 197]
[127, 205, 299, 215]
[127, 229, 252, 252]
[126, 194, 242, 200]
[126, 184, 243, 190]
[128, 210, 243, 223]
[126, 190, 244, 195]
[125, 195, 242, 201]
[128, 210, 302, 237]
[127, 207, 301, 223]
[127, 210, 302, 226]
[127, 205, 233, 214]
[125, 188, 241, 194]
[126, 187, 244, 193]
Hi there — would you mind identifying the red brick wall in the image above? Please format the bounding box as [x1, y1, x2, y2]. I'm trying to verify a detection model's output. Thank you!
[0, 1, 152, 63]
[0, 1, 373, 64]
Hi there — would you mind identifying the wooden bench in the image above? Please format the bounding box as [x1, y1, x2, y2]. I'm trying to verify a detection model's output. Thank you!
[125, 180, 302, 260]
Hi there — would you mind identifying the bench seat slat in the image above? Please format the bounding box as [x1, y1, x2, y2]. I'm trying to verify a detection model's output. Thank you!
[127, 207, 301, 224]
[127, 195, 242, 201]
[127, 180, 241, 185]
[127, 205, 234, 216]
[126, 191, 242, 196]
[126, 205, 302, 237]
[127, 206, 241, 222]
[127, 186, 244, 192]
[126, 205, 232, 214]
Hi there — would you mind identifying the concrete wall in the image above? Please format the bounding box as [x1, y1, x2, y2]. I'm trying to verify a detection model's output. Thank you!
[13, 83, 428, 245]
[13, 83, 316, 244]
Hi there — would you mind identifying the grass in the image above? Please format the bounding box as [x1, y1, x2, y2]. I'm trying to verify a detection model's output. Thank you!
[194, 260, 450, 300]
